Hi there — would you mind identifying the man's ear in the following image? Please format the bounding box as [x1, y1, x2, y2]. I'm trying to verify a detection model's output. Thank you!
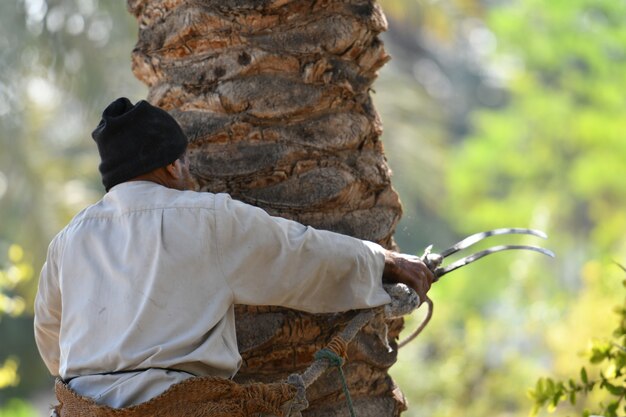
[165, 160, 182, 179]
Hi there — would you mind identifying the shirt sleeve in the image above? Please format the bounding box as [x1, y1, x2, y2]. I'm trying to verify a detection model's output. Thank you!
[214, 194, 391, 313]
[34, 238, 63, 376]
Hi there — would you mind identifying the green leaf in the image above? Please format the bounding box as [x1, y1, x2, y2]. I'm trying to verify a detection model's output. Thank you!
[606, 401, 619, 417]
[581, 367, 588, 384]
[568, 378, 577, 389]
[603, 382, 625, 396]
[546, 377, 555, 394]
[590, 346, 609, 363]
[536, 378, 546, 397]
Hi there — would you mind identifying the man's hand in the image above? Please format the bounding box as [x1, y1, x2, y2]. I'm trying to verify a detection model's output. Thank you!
[382, 250, 435, 302]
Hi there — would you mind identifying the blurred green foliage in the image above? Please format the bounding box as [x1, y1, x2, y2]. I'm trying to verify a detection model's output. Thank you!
[0, 0, 625, 416]
[383, 0, 626, 416]
[0, 244, 33, 391]
[0, 245, 32, 319]
[0, 398, 38, 417]
[529, 270, 625, 417]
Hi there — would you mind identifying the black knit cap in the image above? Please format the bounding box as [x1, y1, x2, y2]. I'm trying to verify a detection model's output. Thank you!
[92, 97, 188, 191]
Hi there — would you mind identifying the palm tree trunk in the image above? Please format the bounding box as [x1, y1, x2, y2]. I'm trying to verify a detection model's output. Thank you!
[127, 0, 405, 415]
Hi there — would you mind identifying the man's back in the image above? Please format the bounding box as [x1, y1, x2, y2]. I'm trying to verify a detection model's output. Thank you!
[35, 181, 389, 407]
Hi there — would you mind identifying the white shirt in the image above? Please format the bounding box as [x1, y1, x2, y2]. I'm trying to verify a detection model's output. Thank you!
[34, 181, 390, 407]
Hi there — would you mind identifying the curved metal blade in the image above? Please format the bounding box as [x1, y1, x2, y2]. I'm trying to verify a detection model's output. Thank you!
[439, 228, 548, 258]
[435, 244, 555, 277]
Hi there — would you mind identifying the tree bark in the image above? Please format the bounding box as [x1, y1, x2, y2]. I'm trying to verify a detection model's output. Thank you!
[127, 0, 405, 415]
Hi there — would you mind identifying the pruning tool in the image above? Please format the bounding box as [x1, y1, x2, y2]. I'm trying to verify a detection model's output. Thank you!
[398, 228, 555, 348]
[422, 227, 555, 281]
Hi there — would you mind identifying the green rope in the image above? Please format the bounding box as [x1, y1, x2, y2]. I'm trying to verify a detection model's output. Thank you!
[314, 348, 356, 417]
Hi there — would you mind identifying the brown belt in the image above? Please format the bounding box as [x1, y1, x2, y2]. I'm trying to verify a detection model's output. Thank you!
[54, 376, 297, 417]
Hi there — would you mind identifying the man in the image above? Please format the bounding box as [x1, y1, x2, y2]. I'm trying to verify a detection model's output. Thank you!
[34, 97, 435, 410]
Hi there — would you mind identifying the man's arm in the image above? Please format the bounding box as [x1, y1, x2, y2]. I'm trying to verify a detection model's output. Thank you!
[214, 194, 434, 312]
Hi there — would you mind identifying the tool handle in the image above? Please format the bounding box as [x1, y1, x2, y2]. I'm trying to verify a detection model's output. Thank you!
[397, 296, 433, 349]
